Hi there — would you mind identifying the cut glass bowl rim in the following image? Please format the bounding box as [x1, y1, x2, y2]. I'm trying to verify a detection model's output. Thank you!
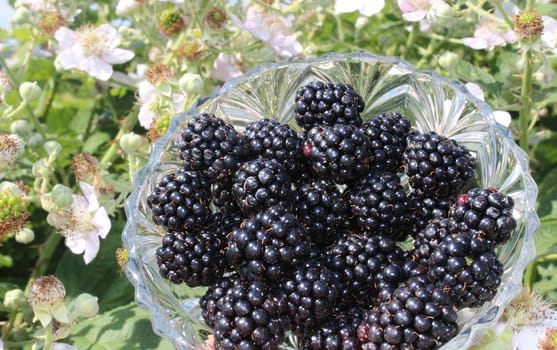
[123, 51, 539, 350]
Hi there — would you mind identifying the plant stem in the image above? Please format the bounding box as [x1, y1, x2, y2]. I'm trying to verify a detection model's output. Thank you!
[402, 23, 418, 59]
[519, 50, 533, 151]
[26, 233, 63, 291]
[492, 0, 514, 28]
[526, 0, 535, 10]
[100, 111, 139, 167]
[43, 322, 53, 350]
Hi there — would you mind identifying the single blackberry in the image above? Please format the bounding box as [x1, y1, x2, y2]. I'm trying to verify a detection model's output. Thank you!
[345, 171, 409, 239]
[360, 278, 459, 350]
[300, 306, 365, 350]
[147, 169, 211, 231]
[294, 179, 349, 249]
[243, 118, 307, 177]
[281, 260, 342, 335]
[200, 275, 243, 329]
[209, 208, 243, 237]
[294, 81, 365, 131]
[211, 179, 238, 212]
[449, 187, 516, 245]
[406, 192, 454, 237]
[177, 113, 248, 181]
[358, 112, 411, 172]
[427, 235, 504, 308]
[403, 131, 476, 198]
[411, 217, 463, 267]
[231, 158, 293, 214]
[207, 279, 290, 350]
[226, 206, 311, 281]
[156, 230, 226, 287]
[325, 233, 407, 304]
[305, 124, 372, 184]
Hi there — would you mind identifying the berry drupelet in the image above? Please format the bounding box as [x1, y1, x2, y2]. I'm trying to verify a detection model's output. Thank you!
[147, 169, 211, 231]
[231, 158, 293, 214]
[406, 192, 454, 237]
[346, 171, 409, 239]
[358, 112, 411, 172]
[295, 81, 365, 131]
[156, 229, 226, 287]
[305, 124, 372, 184]
[177, 113, 248, 181]
[293, 179, 349, 249]
[226, 206, 311, 281]
[403, 131, 476, 198]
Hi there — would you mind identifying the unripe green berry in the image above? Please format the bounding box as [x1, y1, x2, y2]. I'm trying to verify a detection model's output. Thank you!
[3, 289, 26, 310]
[73, 293, 99, 318]
[44, 141, 61, 155]
[120, 132, 143, 154]
[51, 184, 74, 209]
[19, 81, 42, 102]
[10, 120, 32, 138]
[178, 73, 204, 94]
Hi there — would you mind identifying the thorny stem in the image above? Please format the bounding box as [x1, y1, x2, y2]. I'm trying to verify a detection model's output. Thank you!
[99, 109, 139, 167]
[519, 50, 533, 151]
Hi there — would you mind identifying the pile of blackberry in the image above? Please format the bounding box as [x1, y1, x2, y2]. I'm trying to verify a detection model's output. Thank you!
[147, 80, 517, 350]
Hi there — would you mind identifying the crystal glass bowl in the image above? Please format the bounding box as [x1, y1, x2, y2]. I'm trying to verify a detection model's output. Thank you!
[122, 51, 539, 349]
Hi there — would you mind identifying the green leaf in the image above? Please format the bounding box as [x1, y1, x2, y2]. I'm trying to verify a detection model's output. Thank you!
[82, 132, 111, 154]
[22, 58, 56, 83]
[469, 326, 512, 350]
[55, 220, 134, 312]
[536, 166, 557, 219]
[46, 107, 78, 135]
[68, 302, 173, 350]
[453, 60, 497, 85]
[535, 219, 557, 257]
[533, 256, 557, 301]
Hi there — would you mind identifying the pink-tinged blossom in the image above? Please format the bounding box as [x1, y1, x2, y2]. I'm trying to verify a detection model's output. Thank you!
[54, 24, 134, 81]
[398, 0, 437, 22]
[462, 2, 518, 51]
[210, 53, 243, 82]
[47, 182, 111, 264]
[232, 6, 302, 57]
[541, 16, 557, 54]
[334, 0, 385, 17]
[137, 81, 185, 129]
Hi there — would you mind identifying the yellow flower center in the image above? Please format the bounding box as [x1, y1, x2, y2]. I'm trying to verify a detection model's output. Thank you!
[77, 27, 108, 57]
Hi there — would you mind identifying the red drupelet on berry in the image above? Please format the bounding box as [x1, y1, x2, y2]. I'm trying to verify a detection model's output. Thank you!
[346, 171, 409, 239]
[358, 112, 411, 172]
[305, 124, 373, 184]
[156, 229, 226, 287]
[403, 131, 476, 198]
[147, 169, 211, 232]
[295, 81, 365, 131]
[294, 179, 349, 249]
[177, 113, 248, 181]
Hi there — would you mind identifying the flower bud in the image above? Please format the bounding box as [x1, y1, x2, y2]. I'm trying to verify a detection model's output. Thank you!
[19, 82, 41, 102]
[32, 159, 52, 178]
[28, 133, 44, 149]
[10, 119, 32, 138]
[3, 288, 26, 310]
[44, 140, 61, 155]
[178, 73, 204, 94]
[51, 184, 74, 209]
[28, 275, 70, 327]
[11, 7, 30, 25]
[438, 51, 459, 71]
[355, 17, 369, 30]
[15, 227, 34, 244]
[73, 293, 99, 318]
[116, 0, 140, 17]
[119, 132, 142, 154]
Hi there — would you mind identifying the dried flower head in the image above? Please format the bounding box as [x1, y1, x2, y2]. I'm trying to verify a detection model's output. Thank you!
[147, 114, 172, 141]
[71, 153, 99, 182]
[0, 134, 24, 169]
[145, 63, 172, 85]
[28, 275, 70, 327]
[115, 246, 128, 268]
[159, 8, 185, 36]
[0, 71, 13, 102]
[514, 10, 544, 42]
[205, 7, 227, 29]
[0, 182, 29, 239]
[40, 11, 65, 35]
[506, 288, 555, 328]
[176, 41, 203, 61]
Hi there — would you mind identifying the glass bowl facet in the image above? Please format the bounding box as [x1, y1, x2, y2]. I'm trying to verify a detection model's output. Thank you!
[122, 51, 539, 350]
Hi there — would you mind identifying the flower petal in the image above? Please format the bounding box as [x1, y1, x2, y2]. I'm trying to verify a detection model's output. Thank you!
[35, 309, 53, 327]
[51, 302, 71, 324]
[462, 37, 488, 50]
[334, 0, 361, 14]
[101, 48, 135, 65]
[79, 182, 99, 212]
[56, 48, 83, 70]
[80, 56, 114, 81]
[51, 343, 77, 350]
[360, 0, 385, 16]
[65, 233, 86, 255]
[95, 24, 121, 48]
[542, 16, 557, 49]
[92, 207, 111, 239]
[54, 27, 77, 49]
[138, 105, 156, 129]
[82, 234, 101, 264]
[402, 9, 428, 22]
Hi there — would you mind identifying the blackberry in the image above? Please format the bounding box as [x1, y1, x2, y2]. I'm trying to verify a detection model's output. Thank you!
[358, 112, 411, 172]
[177, 113, 247, 181]
[156, 230, 225, 286]
[243, 118, 307, 177]
[325, 233, 407, 304]
[211, 179, 238, 212]
[226, 206, 310, 281]
[403, 131, 476, 198]
[147, 169, 211, 231]
[411, 217, 463, 267]
[207, 279, 290, 350]
[295, 81, 365, 131]
[294, 179, 349, 249]
[360, 278, 459, 350]
[300, 306, 365, 350]
[200, 275, 243, 329]
[346, 171, 409, 239]
[281, 260, 342, 335]
[449, 187, 516, 245]
[427, 235, 504, 308]
[305, 124, 372, 184]
[231, 158, 293, 214]
[406, 192, 454, 236]
[209, 208, 243, 237]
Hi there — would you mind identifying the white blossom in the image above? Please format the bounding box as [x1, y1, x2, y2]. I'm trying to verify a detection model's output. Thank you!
[137, 81, 185, 129]
[54, 24, 134, 81]
[47, 182, 111, 264]
[210, 53, 243, 82]
[334, 0, 385, 17]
